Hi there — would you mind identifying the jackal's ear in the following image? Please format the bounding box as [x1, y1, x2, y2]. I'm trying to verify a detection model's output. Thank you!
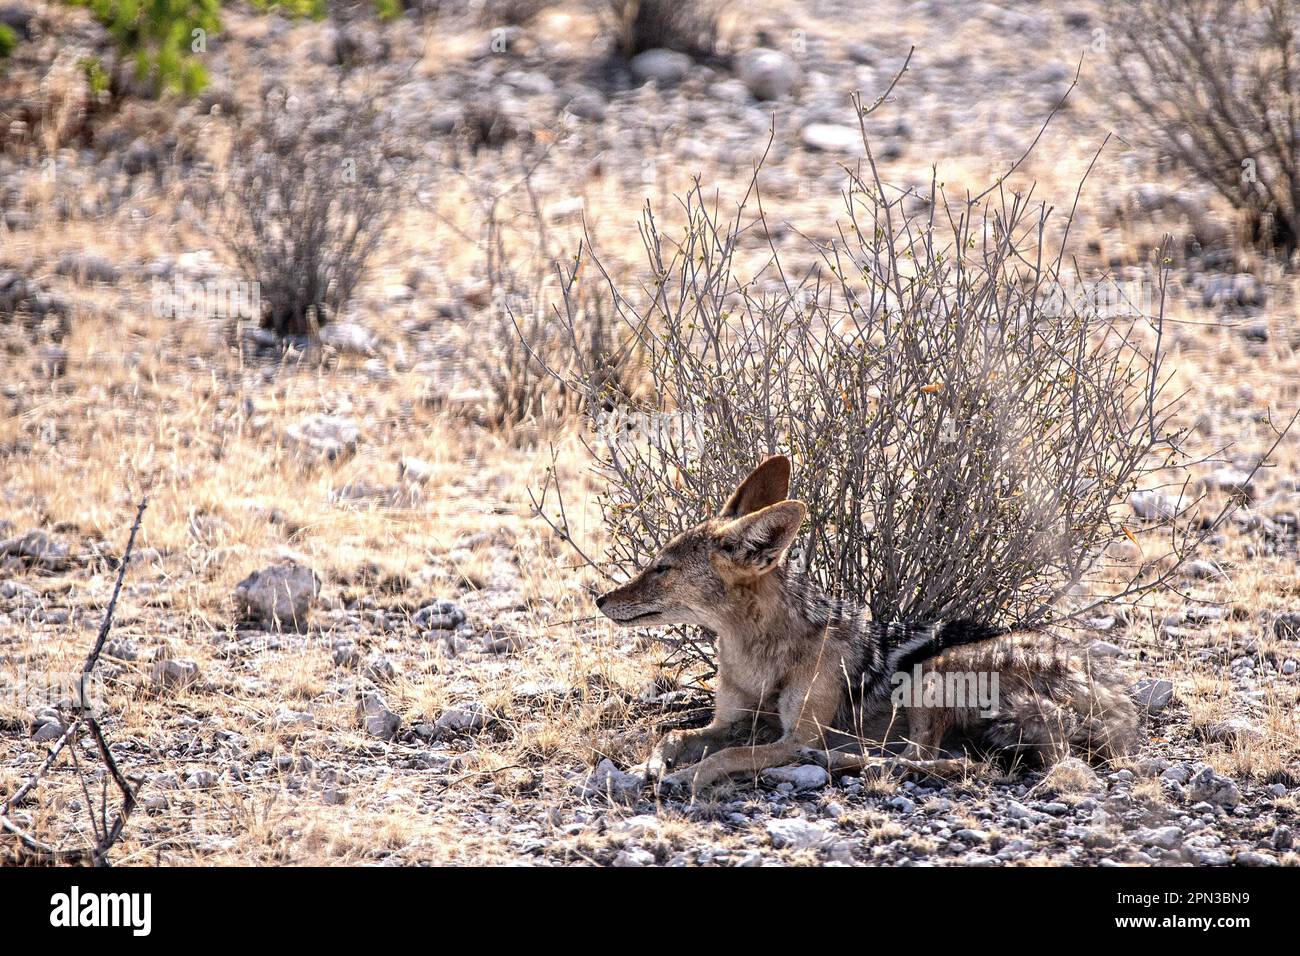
[717, 500, 806, 573]
[719, 455, 791, 518]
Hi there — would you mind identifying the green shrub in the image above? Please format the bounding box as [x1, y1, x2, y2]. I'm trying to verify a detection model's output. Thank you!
[0, 24, 17, 60]
[247, 0, 327, 18]
[71, 0, 221, 95]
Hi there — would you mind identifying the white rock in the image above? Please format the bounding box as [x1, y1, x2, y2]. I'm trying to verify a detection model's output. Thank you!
[1181, 559, 1221, 580]
[735, 48, 800, 100]
[765, 817, 832, 850]
[1131, 678, 1174, 714]
[1134, 825, 1183, 849]
[800, 123, 862, 153]
[357, 691, 400, 740]
[1128, 490, 1182, 520]
[233, 561, 321, 630]
[760, 763, 830, 790]
[151, 658, 200, 690]
[1187, 767, 1240, 806]
[578, 758, 643, 801]
[318, 321, 376, 355]
[284, 414, 360, 463]
[630, 49, 694, 86]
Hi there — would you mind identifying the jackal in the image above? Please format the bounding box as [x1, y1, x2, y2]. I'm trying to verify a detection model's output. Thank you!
[596, 455, 1138, 791]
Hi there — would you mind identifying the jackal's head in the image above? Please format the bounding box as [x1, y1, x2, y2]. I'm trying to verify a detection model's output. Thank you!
[595, 456, 807, 629]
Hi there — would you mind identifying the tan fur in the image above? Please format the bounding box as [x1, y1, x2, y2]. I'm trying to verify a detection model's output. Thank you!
[897, 634, 1140, 764]
[596, 456, 1139, 793]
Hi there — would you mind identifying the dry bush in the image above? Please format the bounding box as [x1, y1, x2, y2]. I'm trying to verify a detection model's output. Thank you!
[207, 92, 401, 336]
[536, 86, 1285, 665]
[598, 0, 724, 59]
[472, 184, 642, 427]
[1107, 0, 1300, 259]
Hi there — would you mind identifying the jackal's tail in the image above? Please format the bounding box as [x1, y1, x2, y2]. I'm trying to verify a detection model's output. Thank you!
[890, 618, 1008, 674]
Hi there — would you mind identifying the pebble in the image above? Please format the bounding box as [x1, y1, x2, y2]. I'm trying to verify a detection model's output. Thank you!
[356, 691, 400, 740]
[629, 49, 694, 86]
[434, 703, 487, 737]
[800, 123, 863, 153]
[151, 658, 200, 691]
[760, 764, 830, 790]
[1206, 717, 1263, 745]
[233, 561, 321, 631]
[765, 817, 833, 850]
[735, 48, 800, 100]
[1187, 767, 1241, 807]
[414, 599, 466, 631]
[577, 759, 643, 802]
[1131, 678, 1174, 714]
[1133, 825, 1183, 849]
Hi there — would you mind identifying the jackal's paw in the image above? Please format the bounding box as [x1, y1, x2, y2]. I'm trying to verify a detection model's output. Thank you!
[652, 731, 691, 769]
[657, 766, 719, 796]
[625, 760, 658, 784]
[655, 770, 696, 796]
[629, 749, 672, 784]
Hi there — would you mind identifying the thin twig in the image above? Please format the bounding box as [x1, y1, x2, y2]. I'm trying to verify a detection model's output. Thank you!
[0, 497, 148, 866]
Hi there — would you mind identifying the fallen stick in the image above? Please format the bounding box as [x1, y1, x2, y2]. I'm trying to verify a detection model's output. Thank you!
[0, 497, 148, 866]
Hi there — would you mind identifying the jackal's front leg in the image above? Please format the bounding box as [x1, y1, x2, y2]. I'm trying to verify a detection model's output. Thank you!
[659, 737, 806, 791]
[642, 680, 757, 779]
[659, 664, 840, 793]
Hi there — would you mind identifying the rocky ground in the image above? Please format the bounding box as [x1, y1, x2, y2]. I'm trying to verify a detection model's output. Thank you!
[1, 0, 1298, 865]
